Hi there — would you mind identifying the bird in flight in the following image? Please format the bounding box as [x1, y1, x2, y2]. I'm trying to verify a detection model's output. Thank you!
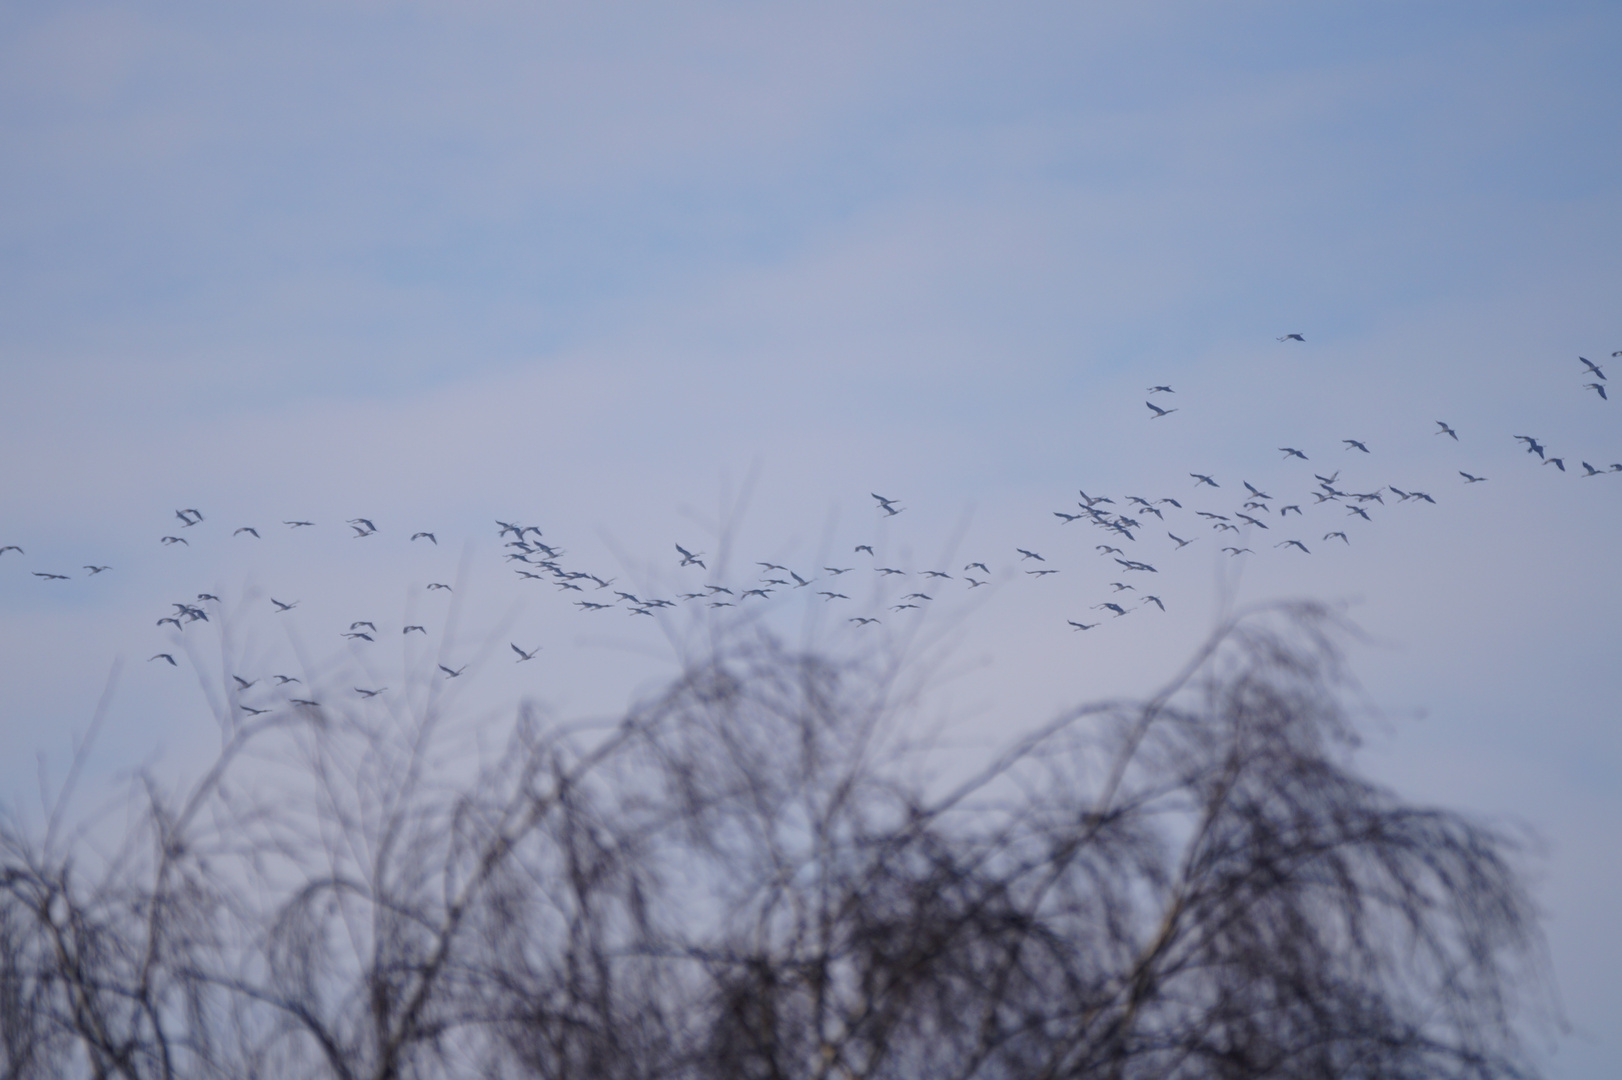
[1343, 439, 1369, 453]
[234, 527, 260, 538]
[342, 632, 374, 641]
[1094, 602, 1128, 617]
[872, 493, 901, 516]
[403, 625, 426, 634]
[160, 536, 188, 546]
[1585, 382, 1608, 400]
[512, 644, 540, 662]
[1544, 457, 1566, 472]
[1514, 435, 1545, 458]
[1459, 471, 1487, 483]
[271, 598, 298, 611]
[0, 546, 21, 555]
[855, 545, 874, 555]
[1190, 473, 1218, 487]
[84, 565, 111, 574]
[1436, 421, 1458, 440]
[1579, 356, 1605, 380]
[1016, 549, 1044, 561]
[849, 617, 880, 626]
[1323, 531, 1350, 544]
[427, 583, 452, 591]
[964, 562, 990, 573]
[1580, 462, 1604, 477]
[1148, 385, 1174, 394]
[412, 532, 438, 544]
[241, 706, 270, 716]
[1026, 568, 1059, 576]
[674, 544, 705, 568]
[1145, 400, 1177, 419]
[1142, 596, 1165, 612]
[349, 518, 377, 532]
[1222, 546, 1252, 556]
[1279, 447, 1308, 460]
[149, 653, 176, 666]
[34, 572, 69, 580]
[1276, 540, 1310, 553]
[350, 621, 376, 632]
[1168, 533, 1192, 549]
[273, 674, 301, 684]
[356, 687, 386, 697]
[232, 675, 256, 690]
[1277, 333, 1305, 342]
[284, 520, 314, 528]
[1067, 620, 1098, 631]
[439, 664, 466, 679]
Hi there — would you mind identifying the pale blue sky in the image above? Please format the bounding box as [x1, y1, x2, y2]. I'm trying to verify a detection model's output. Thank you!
[2, 2, 1619, 1074]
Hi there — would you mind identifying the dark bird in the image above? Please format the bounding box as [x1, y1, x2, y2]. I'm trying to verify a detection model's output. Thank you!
[274, 674, 301, 684]
[1016, 549, 1044, 561]
[1222, 546, 1252, 556]
[84, 565, 111, 574]
[176, 509, 199, 527]
[1067, 620, 1098, 631]
[1097, 545, 1124, 555]
[1276, 540, 1310, 553]
[34, 572, 69, 580]
[355, 687, 386, 697]
[289, 699, 321, 707]
[1544, 457, 1566, 472]
[891, 603, 919, 612]
[921, 570, 952, 579]
[342, 632, 374, 641]
[427, 583, 452, 591]
[438, 664, 466, 679]
[1324, 531, 1349, 544]
[1235, 513, 1269, 530]
[824, 567, 853, 575]
[232, 675, 256, 690]
[1585, 382, 1608, 400]
[1190, 473, 1218, 487]
[350, 525, 374, 538]
[903, 592, 931, 601]
[1436, 421, 1458, 440]
[707, 585, 735, 595]
[818, 592, 849, 600]
[1054, 511, 1083, 523]
[757, 562, 787, 572]
[0, 546, 21, 555]
[849, 617, 880, 626]
[790, 571, 812, 588]
[1026, 568, 1059, 577]
[271, 598, 298, 611]
[965, 577, 987, 588]
[233, 527, 260, 538]
[149, 653, 176, 666]
[403, 625, 426, 634]
[1159, 497, 1183, 508]
[871, 493, 901, 515]
[197, 593, 219, 601]
[1148, 385, 1174, 394]
[284, 520, 314, 528]
[496, 520, 523, 538]
[1243, 482, 1272, 500]
[1459, 471, 1487, 483]
[1581, 462, 1603, 477]
[1109, 582, 1135, 592]
[512, 644, 540, 662]
[1343, 439, 1369, 453]
[964, 562, 990, 573]
[350, 621, 376, 631]
[855, 545, 875, 555]
[1279, 447, 1308, 460]
[1514, 435, 1545, 458]
[412, 532, 438, 544]
[1277, 333, 1305, 342]
[1347, 506, 1371, 521]
[1579, 356, 1606, 380]
[349, 518, 377, 532]
[1168, 533, 1193, 548]
[1142, 596, 1165, 612]
[241, 706, 269, 715]
[674, 544, 705, 567]
[1145, 400, 1178, 419]
[160, 536, 188, 546]
[1094, 602, 1128, 616]
[1115, 558, 1157, 573]
[1279, 505, 1301, 516]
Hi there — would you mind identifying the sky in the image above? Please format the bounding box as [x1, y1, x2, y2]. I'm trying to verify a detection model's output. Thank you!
[1, 1, 1619, 1073]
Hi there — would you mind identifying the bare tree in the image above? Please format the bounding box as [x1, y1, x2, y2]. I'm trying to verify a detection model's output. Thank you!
[0, 603, 1552, 1079]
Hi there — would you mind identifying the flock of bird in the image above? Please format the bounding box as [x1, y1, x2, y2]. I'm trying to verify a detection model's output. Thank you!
[2, 343, 1616, 708]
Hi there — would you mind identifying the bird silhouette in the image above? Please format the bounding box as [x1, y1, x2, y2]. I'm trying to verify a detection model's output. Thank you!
[412, 532, 438, 544]
[1436, 421, 1458, 440]
[1277, 333, 1305, 342]
[234, 527, 260, 538]
[511, 644, 540, 662]
[149, 653, 176, 666]
[1343, 439, 1369, 453]
[1146, 401, 1177, 419]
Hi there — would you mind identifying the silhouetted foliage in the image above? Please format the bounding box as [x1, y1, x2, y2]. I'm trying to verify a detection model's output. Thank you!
[1, 603, 1549, 1079]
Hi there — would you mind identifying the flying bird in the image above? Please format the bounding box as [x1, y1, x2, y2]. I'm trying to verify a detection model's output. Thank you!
[349, 621, 376, 631]
[149, 654, 176, 666]
[1324, 531, 1350, 544]
[0, 546, 21, 555]
[1435, 421, 1458, 440]
[1148, 385, 1174, 394]
[84, 565, 111, 574]
[273, 675, 301, 684]
[1459, 471, 1487, 483]
[1277, 333, 1304, 342]
[1544, 457, 1566, 472]
[160, 536, 188, 546]
[1067, 620, 1098, 631]
[1513, 436, 1545, 458]
[855, 545, 875, 555]
[356, 687, 386, 697]
[427, 583, 452, 591]
[411, 532, 438, 544]
[1279, 447, 1308, 460]
[1276, 540, 1310, 553]
[1342, 439, 1369, 453]
[349, 518, 377, 532]
[1145, 401, 1177, 419]
[512, 644, 540, 662]
[1142, 596, 1165, 612]
[234, 527, 260, 538]
[1190, 473, 1218, 487]
[1580, 462, 1603, 477]
[403, 625, 426, 634]
[676, 544, 706, 567]
[284, 520, 314, 528]
[1585, 383, 1608, 400]
[271, 598, 298, 611]
[232, 675, 256, 690]
[849, 617, 880, 626]
[1579, 356, 1605, 380]
[438, 664, 466, 679]
[34, 572, 69, 580]
[964, 562, 990, 573]
[1016, 549, 1044, 561]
